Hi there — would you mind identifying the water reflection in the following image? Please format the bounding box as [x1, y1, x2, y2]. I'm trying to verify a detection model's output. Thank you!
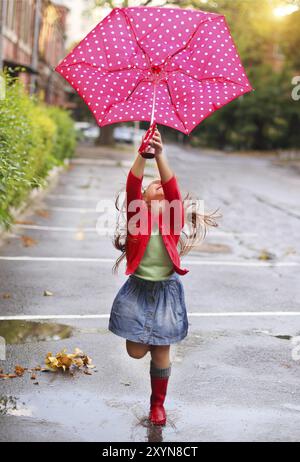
[0, 321, 73, 344]
[0, 396, 17, 415]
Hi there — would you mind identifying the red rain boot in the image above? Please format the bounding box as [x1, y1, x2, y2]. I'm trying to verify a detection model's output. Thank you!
[149, 376, 169, 426]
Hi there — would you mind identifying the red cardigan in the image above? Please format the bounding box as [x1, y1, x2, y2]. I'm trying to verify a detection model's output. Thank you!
[125, 169, 189, 276]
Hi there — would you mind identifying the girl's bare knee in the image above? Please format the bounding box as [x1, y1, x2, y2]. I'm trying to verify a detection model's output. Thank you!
[126, 340, 149, 359]
[128, 350, 147, 359]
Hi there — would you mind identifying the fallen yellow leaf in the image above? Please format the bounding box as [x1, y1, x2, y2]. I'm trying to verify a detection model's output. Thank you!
[44, 348, 95, 373]
[43, 290, 54, 296]
[21, 235, 38, 247]
[35, 209, 49, 218]
[15, 365, 26, 377]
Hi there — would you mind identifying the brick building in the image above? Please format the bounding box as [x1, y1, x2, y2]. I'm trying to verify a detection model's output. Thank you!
[0, 0, 69, 105]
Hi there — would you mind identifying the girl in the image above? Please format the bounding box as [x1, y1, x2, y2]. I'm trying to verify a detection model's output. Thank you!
[108, 128, 220, 426]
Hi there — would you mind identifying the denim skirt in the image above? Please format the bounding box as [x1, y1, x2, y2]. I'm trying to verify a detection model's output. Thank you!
[108, 272, 189, 345]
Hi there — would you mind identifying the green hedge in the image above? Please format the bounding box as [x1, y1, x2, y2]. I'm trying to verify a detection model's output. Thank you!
[0, 72, 76, 228]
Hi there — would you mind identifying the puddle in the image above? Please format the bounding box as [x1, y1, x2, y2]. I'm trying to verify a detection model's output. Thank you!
[0, 321, 73, 345]
[0, 321, 110, 345]
[274, 334, 293, 340]
[283, 404, 300, 413]
[0, 396, 17, 415]
[0, 391, 179, 442]
[254, 329, 294, 341]
[0, 396, 34, 417]
[0, 396, 31, 416]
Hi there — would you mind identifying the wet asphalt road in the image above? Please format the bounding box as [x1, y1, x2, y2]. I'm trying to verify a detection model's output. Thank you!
[1, 142, 300, 442]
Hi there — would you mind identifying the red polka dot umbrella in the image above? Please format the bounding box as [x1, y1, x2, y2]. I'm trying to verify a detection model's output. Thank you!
[55, 6, 253, 156]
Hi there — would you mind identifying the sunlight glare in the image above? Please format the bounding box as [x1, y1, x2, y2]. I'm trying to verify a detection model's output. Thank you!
[273, 4, 299, 17]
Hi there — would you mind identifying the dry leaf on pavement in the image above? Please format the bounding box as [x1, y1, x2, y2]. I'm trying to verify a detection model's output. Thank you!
[43, 290, 54, 296]
[0, 350, 95, 380]
[2, 293, 11, 299]
[45, 348, 95, 373]
[15, 365, 26, 377]
[35, 209, 49, 218]
[20, 235, 38, 247]
[0, 373, 18, 379]
[258, 249, 275, 261]
[15, 220, 36, 225]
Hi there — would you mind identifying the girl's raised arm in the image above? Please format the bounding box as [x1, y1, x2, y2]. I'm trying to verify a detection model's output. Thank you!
[155, 153, 173, 184]
[150, 128, 173, 183]
[151, 128, 183, 207]
[126, 150, 146, 206]
[130, 151, 146, 179]
[126, 136, 147, 202]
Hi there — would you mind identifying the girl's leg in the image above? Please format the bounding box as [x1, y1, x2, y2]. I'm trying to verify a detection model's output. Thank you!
[148, 345, 172, 426]
[150, 345, 171, 368]
[126, 339, 150, 359]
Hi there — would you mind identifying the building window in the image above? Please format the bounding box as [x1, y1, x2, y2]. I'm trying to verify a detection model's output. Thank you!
[5, 0, 17, 33]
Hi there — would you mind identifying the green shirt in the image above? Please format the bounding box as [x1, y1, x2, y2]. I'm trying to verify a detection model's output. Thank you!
[134, 223, 175, 281]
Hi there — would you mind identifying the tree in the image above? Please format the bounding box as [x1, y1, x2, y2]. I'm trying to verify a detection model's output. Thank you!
[280, 10, 300, 70]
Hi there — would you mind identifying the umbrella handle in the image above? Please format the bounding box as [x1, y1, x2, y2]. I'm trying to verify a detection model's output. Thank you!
[138, 80, 158, 159]
[138, 121, 157, 159]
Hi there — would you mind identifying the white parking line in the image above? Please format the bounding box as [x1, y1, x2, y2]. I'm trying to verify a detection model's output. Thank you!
[0, 256, 298, 267]
[188, 312, 300, 317]
[13, 223, 260, 239]
[14, 219, 259, 238]
[48, 194, 101, 201]
[12, 223, 259, 238]
[185, 260, 299, 267]
[0, 312, 300, 321]
[47, 206, 98, 213]
[210, 232, 259, 237]
[71, 158, 132, 167]
[70, 158, 116, 165]
[0, 256, 114, 262]
[13, 225, 97, 232]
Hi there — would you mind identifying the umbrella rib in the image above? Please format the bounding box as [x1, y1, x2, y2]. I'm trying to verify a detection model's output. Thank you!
[99, 9, 153, 126]
[120, 9, 152, 69]
[100, 101, 118, 125]
[165, 16, 223, 67]
[121, 8, 160, 66]
[124, 76, 146, 102]
[101, 75, 146, 125]
[165, 80, 187, 132]
[58, 60, 146, 126]
[177, 69, 245, 88]
[57, 61, 137, 74]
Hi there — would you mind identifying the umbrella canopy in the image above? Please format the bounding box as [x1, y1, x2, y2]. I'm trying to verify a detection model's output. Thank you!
[55, 6, 253, 135]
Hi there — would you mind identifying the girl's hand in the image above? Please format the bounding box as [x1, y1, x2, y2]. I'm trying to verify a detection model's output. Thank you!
[149, 128, 163, 156]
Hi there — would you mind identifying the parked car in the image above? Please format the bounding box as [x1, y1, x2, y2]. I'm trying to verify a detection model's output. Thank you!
[114, 126, 146, 144]
[114, 126, 132, 143]
[132, 128, 147, 145]
[74, 122, 91, 132]
[83, 125, 100, 140]
[74, 122, 100, 141]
